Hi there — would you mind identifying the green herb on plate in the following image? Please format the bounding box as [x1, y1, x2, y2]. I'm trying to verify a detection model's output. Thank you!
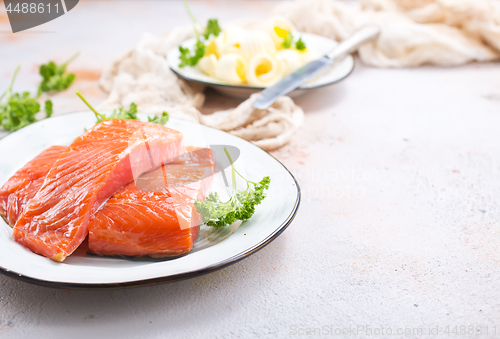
[275, 27, 307, 50]
[204, 19, 221, 40]
[148, 112, 169, 126]
[104, 103, 139, 121]
[76, 91, 138, 124]
[282, 31, 294, 49]
[195, 147, 271, 228]
[295, 37, 306, 51]
[179, 40, 206, 68]
[76, 91, 169, 126]
[38, 52, 79, 97]
[179, 1, 221, 68]
[0, 65, 53, 131]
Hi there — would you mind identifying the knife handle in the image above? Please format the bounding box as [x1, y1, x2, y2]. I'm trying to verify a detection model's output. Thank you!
[327, 26, 380, 61]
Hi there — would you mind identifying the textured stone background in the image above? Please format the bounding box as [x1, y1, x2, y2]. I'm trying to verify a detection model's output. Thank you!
[1, 1, 500, 338]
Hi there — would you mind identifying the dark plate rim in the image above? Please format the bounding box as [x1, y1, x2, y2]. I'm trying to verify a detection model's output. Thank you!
[0, 112, 301, 290]
[170, 58, 355, 91]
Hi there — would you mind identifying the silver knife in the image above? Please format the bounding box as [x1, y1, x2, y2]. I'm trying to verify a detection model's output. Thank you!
[252, 25, 380, 110]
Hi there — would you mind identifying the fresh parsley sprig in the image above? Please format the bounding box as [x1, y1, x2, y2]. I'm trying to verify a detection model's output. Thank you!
[295, 37, 306, 51]
[148, 112, 169, 125]
[284, 32, 307, 50]
[76, 91, 110, 123]
[178, 1, 221, 68]
[38, 52, 79, 97]
[195, 147, 271, 228]
[103, 103, 139, 122]
[204, 19, 221, 40]
[179, 41, 206, 68]
[282, 31, 294, 49]
[76, 91, 169, 126]
[0, 65, 53, 131]
[275, 27, 307, 50]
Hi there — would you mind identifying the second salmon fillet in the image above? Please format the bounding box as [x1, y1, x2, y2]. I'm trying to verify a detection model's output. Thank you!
[88, 148, 214, 257]
[13, 119, 184, 262]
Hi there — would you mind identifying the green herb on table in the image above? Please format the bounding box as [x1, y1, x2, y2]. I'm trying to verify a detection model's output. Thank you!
[76, 91, 169, 126]
[44, 100, 53, 117]
[195, 147, 271, 228]
[38, 52, 79, 97]
[0, 65, 53, 131]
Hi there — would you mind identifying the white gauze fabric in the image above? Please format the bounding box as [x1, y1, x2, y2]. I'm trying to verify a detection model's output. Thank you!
[200, 94, 304, 150]
[99, 26, 304, 151]
[99, 0, 500, 151]
[277, 0, 500, 67]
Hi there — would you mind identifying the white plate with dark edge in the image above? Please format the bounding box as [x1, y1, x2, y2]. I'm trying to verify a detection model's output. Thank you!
[168, 32, 354, 99]
[0, 111, 300, 289]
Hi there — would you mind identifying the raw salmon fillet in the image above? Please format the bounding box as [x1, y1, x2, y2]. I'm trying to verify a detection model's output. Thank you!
[88, 147, 214, 257]
[0, 146, 66, 226]
[2, 145, 212, 259]
[14, 120, 184, 262]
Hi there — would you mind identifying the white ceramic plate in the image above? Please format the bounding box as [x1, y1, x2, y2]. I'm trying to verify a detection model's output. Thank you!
[0, 112, 300, 289]
[168, 32, 354, 99]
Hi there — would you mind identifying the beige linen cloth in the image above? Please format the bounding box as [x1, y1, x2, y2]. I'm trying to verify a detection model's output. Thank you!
[99, 27, 304, 151]
[99, 0, 500, 150]
[278, 0, 500, 67]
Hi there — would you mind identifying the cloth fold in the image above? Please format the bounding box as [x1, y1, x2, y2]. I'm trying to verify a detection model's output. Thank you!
[99, 0, 500, 151]
[200, 94, 304, 150]
[99, 28, 205, 114]
[277, 0, 500, 67]
[99, 27, 303, 151]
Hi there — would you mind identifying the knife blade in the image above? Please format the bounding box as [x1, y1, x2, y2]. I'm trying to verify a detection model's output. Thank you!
[252, 25, 380, 110]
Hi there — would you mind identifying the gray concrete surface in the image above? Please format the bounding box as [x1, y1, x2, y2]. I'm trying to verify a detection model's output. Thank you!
[1, 1, 499, 338]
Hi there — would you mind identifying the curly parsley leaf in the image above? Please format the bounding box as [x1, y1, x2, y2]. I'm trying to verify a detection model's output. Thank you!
[194, 147, 271, 228]
[44, 99, 53, 118]
[179, 40, 206, 68]
[282, 31, 294, 49]
[104, 102, 138, 122]
[0, 65, 53, 131]
[204, 19, 221, 39]
[148, 112, 169, 126]
[38, 52, 79, 97]
[1, 92, 40, 131]
[76, 91, 139, 124]
[179, 2, 220, 67]
[76, 92, 169, 127]
[179, 46, 192, 68]
[295, 37, 306, 51]
[281, 31, 307, 51]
